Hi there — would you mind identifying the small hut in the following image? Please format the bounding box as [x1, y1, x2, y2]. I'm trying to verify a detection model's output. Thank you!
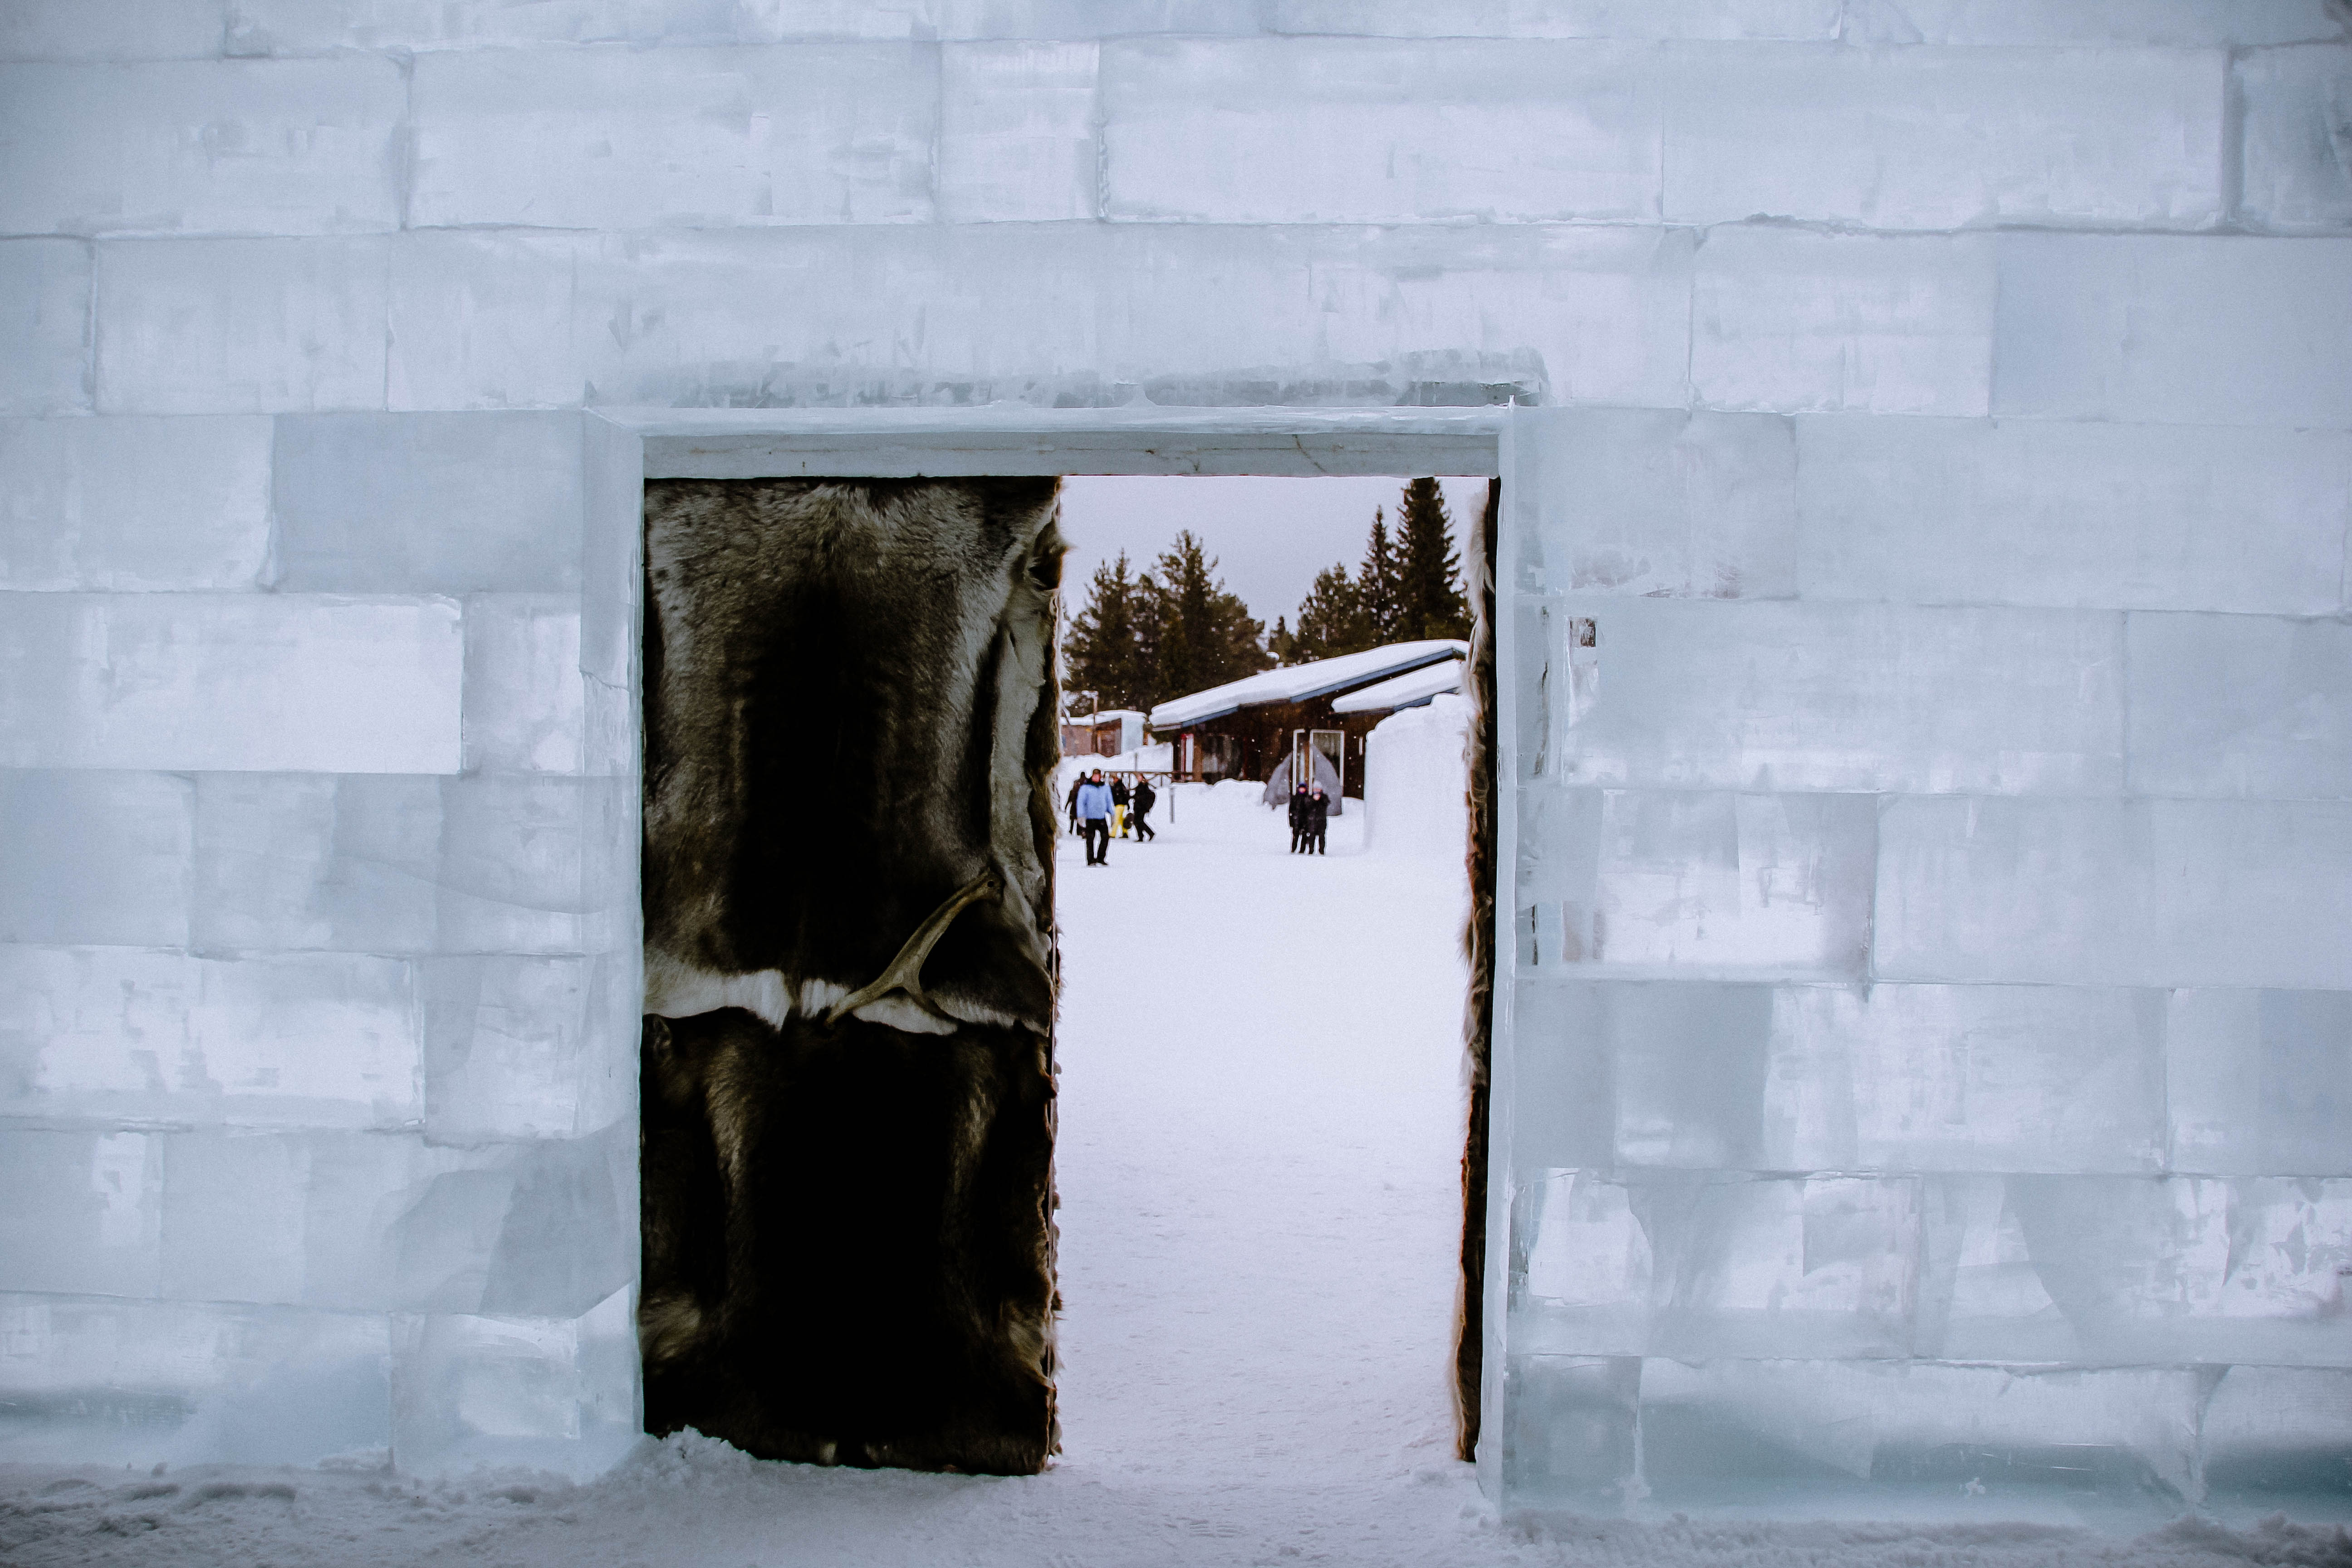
[1148, 640, 1467, 800]
[1058, 708, 1146, 759]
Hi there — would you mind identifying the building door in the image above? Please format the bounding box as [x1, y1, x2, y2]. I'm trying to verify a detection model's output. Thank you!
[1292, 728, 1346, 797]
[637, 476, 1063, 1475]
[1311, 729, 1345, 796]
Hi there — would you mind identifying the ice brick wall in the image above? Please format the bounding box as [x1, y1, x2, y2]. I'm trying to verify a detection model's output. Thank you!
[1501, 413, 2352, 1509]
[0, 410, 640, 1475]
[1, 0, 2347, 1500]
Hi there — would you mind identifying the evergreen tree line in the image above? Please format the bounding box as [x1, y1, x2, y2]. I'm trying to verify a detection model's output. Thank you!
[1061, 531, 1269, 715]
[1061, 479, 1471, 715]
[1273, 478, 1471, 663]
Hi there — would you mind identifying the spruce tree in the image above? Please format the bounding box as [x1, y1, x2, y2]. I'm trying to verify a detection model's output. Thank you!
[1062, 534, 1270, 715]
[1064, 551, 1147, 710]
[1394, 477, 1470, 641]
[1130, 567, 1165, 709]
[1289, 561, 1371, 661]
[1216, 588, 1271, 679]
[1357, 507, 1403, 646]
[1151, 546, 1200, 700]
[1152, 530, 1269, 695]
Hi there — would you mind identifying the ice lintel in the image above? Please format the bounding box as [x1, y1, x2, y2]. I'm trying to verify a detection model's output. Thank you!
[603, 407, 1504, 480]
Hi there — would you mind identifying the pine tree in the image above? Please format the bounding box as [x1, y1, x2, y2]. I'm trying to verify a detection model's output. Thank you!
[1357, 508, 1403, 646]
[1151, 549, 1200, 700]
[1289, 561, 1372, 662]
[1394, 477, 1470, 641]
[1269, 615, 1295, 665]
[1063, 552, 1149, 711]
[1152, 530, 1269, 696]
[1062, 535, 1270, 715]
[1129, 567, 1165, 708]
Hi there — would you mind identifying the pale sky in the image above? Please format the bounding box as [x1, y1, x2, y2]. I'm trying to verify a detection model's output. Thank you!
[1055, 475, 1491, 636]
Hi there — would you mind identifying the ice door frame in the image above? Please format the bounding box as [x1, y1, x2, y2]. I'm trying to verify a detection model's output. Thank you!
[583, 404, 1509, 1464]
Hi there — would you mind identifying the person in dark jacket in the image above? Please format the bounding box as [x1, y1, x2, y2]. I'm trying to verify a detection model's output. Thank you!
[1131, 778, 1157, 841]
[1110, 775, 1130, 838]
[1066, 774, 1083, 836]
[1304, 783, 1330, 855]
[1288, 782, 1310, 853]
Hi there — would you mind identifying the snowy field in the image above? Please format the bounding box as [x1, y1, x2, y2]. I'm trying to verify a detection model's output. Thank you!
[5, 780, 2350, 1566]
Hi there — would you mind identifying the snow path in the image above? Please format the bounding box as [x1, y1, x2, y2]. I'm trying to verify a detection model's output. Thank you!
[1050, 785, 1470, 1491]
[6, 785, 2352, 1566]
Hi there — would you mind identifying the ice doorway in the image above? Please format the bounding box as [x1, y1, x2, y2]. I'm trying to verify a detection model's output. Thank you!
[613, 411, 1505, 1485]
[1049, 473, 1492, 1486]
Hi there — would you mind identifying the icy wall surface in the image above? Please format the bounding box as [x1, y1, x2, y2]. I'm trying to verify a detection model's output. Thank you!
[0, 0, 2347, 1503]
[1498, 396, 2352, 1513]
[0, 411, 642, 1476]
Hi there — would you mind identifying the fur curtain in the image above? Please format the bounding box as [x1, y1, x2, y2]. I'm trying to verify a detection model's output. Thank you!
[638, 478, 1065, 1475]
[1454, 477, 1500, 1462]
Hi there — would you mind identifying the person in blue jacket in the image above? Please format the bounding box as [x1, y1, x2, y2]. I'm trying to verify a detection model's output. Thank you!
[1075, 769, 1114, 866]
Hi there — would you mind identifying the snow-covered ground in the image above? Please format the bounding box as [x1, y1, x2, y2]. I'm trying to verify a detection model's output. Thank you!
[6, 779, 2352, 1567]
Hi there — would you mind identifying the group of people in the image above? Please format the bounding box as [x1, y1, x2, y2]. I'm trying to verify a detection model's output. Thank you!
[1066, 768, 1156, 867]
[1065, 766, 1329, 863]
[1287, 781, 1330, 855]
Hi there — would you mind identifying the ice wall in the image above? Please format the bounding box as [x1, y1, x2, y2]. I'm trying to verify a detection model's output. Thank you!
[0, 413, 643, 1476]
[0, 0, 2346, 1502]
[1498, 400, 2352, 1514]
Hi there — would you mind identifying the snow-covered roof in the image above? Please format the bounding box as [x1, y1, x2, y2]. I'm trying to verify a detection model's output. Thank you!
[1329, 659, 1465, 715]
[1068, 708, 1146, 725]
[1148, 640, 1468, 729]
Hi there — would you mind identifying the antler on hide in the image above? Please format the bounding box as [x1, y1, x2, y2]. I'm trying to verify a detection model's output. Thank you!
[824, 866, 1006, 1029]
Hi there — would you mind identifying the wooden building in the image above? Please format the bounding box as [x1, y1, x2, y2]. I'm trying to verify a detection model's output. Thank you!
[1058, 708, 1146, 758]
[1148, 641, 1465, 799]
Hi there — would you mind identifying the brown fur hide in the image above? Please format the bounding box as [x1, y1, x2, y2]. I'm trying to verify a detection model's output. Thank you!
[1455, 478, 1499, 1462]
[639, 478, 1064, 1475]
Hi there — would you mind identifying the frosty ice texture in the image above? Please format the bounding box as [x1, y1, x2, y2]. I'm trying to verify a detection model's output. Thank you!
[0, 598, 463, 773]
[1504, 397, 2352, 1516]
[937, 42, 1102, 223]
[1661, 45, 2224, 227]
[412, 46, 936, 230]
[1993, 235, 2352, 426]
[271, 412, 586, 593]
[377, 223, 1690, 411]
[0, 416, 273, 591]
[1691, 229, 1997, 416]
[1513, 788, 1876, 978]
[0, 238, 92, 415]
[0, 400, 634, 1475]
[0, 771, 194, 946]
[0, 59, 404, 237]
[98, 237, 394, 415]
[0, 947, 421, 1128]
[2237, 46, 2352, 232]
[1793, 417, 2351, 615]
